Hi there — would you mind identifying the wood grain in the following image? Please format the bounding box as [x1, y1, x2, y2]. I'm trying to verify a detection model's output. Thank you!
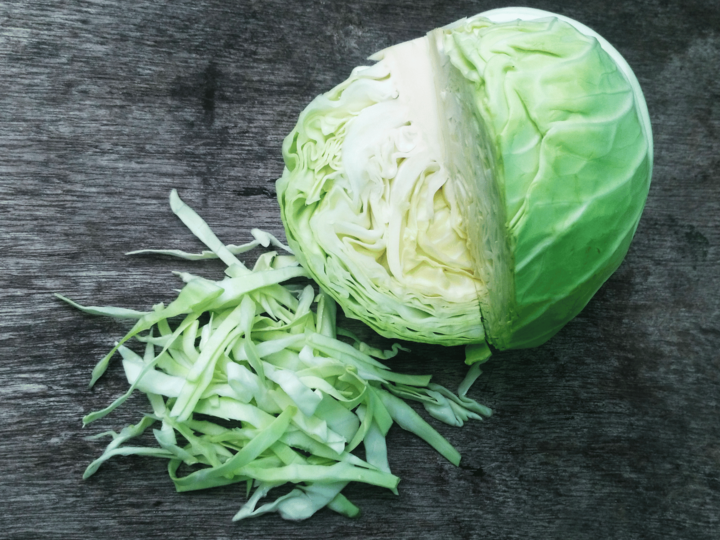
[1, 1, 718, 538]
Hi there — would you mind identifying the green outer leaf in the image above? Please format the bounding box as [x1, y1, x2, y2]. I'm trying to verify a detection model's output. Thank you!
[441, 15, 652, 349]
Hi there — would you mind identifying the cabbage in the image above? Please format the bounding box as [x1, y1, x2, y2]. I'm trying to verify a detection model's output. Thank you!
[58, 190, 491, 522]
[277, 7, 652, 351]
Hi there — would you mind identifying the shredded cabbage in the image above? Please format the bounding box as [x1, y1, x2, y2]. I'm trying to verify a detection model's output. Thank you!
[58, 190, 490, 521]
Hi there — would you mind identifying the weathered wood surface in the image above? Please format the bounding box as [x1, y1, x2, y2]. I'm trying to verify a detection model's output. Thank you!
[1, 1, 718, 538]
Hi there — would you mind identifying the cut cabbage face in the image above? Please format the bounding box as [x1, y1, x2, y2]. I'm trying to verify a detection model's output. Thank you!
[277, 8, 652, 350]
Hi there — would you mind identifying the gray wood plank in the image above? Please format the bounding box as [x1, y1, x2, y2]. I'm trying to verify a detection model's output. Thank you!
[1, 1, 718, 538]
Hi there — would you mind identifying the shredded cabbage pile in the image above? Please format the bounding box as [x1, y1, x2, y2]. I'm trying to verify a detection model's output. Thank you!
[58, 190, 491, 521]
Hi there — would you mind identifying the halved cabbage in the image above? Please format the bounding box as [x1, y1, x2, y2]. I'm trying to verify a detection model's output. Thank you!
[277, 8, 652, 351]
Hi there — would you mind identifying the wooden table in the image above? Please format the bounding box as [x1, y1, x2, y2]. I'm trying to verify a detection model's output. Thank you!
[2, 1, 718, 538]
